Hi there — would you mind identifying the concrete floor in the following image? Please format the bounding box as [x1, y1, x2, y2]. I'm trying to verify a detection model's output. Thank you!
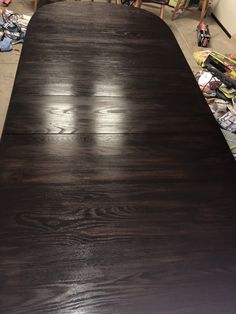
[1, 0, 236, 151]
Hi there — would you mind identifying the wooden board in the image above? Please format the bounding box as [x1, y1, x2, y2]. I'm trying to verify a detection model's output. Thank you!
[0, 2, 236, 313]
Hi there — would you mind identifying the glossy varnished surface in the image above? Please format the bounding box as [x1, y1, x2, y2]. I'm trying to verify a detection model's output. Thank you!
[0, 2, 236, 313]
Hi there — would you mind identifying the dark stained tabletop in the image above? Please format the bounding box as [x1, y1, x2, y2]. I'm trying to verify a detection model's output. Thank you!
[0, 2, 236, 313]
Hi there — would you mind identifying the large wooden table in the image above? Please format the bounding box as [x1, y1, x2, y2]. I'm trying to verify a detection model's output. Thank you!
[0, 2, 236, 313]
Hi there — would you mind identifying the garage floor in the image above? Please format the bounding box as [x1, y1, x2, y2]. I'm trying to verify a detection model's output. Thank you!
[1, 0, 236, 152]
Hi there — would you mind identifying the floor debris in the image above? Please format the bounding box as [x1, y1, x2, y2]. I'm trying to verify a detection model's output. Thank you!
[194, 50, 236, 133]
[0, 8, 31, 52]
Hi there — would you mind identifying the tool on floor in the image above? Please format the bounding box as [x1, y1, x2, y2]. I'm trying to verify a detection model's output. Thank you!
[203, 51, 236, 89]
[2, 0, 11, 7]
[197, 22, 211, 47]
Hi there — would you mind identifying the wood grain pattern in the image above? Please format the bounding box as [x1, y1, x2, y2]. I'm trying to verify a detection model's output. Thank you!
[4, 95, 218, 134]
[0, 134, 234, 185]
[0, 2, 236, 313]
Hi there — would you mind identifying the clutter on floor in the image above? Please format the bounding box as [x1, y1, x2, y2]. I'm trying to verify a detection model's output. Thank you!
[194, 50, 236, 154]
[0, 8, 31, 52]
[196, 22, 211, 48]
[121, 0, 135, 5]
